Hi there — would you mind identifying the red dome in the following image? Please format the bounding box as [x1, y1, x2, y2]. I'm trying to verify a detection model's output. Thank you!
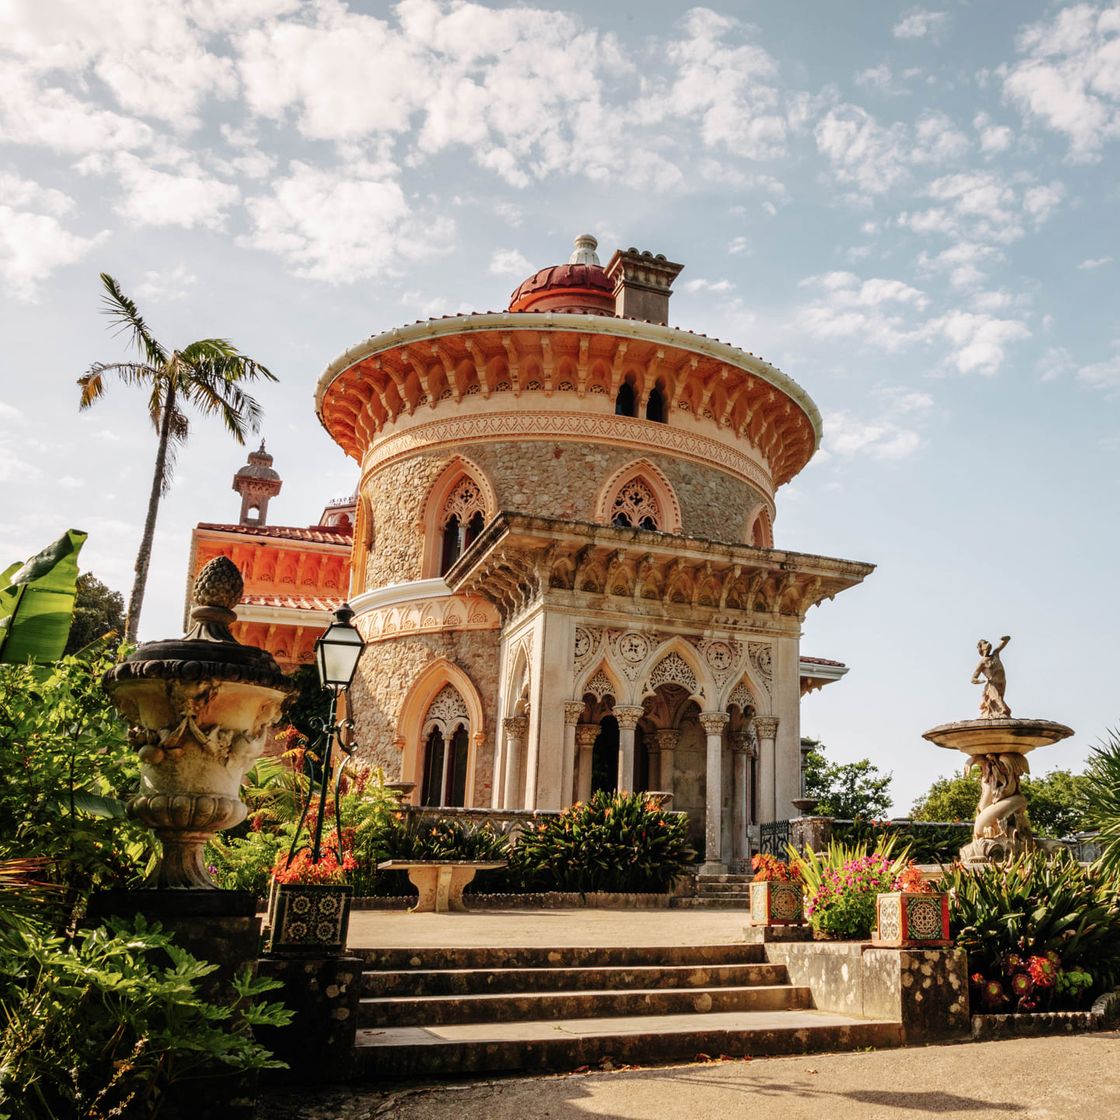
[507, 235, 616, 315]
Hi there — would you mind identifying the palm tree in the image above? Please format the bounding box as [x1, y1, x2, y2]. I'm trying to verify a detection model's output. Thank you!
[79, 273, 276, 642]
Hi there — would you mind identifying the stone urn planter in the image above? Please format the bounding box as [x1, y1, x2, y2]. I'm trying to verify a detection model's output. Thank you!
[103, 557, 296, 888]
[264, 882, 353, 956]
[874, 890, 951, 948]
[749, 880, 804, 927]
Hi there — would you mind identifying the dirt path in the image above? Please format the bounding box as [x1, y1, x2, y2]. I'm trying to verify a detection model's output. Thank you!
[260, 1032, 1120, 1119]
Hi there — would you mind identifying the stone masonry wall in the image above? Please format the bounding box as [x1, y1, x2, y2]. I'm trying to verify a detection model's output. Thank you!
[363, 440, 766, 587]
[350, 627, 500, 807]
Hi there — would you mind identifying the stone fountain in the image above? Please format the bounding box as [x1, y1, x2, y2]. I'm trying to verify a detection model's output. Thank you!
[103, 556, 296, 887]
[922, 636, 1072, 864]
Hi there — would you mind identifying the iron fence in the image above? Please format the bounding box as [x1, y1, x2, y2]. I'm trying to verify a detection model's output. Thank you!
[759, 819, 791, 856]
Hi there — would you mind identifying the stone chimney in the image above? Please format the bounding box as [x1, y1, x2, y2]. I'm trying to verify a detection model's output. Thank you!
[605, 247, 685, 325]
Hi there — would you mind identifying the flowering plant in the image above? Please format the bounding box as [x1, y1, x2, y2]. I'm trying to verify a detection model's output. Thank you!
[271, 846, 356, 886]
[751, 853, 802, 883]
[892, 861, 936, 894]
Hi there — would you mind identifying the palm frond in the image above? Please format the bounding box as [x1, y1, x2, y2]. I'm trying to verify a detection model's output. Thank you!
[179, 338, 241, 363]
[78, 364, 157, 409]
[181, 354, 273, 442]
[1086, 730, 1120, 878]
[99, 273, 168, 367]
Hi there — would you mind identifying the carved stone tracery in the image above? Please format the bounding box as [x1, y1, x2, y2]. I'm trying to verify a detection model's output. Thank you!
[648, 652, 699, 695]
[424, 684, 469, 735]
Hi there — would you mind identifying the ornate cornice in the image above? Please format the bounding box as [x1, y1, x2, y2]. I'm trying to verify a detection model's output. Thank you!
[316, 314, 819, 487]
[353, 591, 500, 642]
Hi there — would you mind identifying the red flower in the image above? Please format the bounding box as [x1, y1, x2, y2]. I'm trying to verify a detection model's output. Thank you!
[970, 972, 985, 986]
[1027, 956, 1056, 989]
[1009, 972, 1033, 998]
[982, 980, 1007, 1008]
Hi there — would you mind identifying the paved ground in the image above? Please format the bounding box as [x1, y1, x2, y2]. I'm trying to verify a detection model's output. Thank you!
[346, 908, 751, 948]
[261, 1032, 1120, 1119]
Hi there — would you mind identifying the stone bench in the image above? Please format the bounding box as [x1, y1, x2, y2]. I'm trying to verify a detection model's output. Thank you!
[376, 860, 507, 913]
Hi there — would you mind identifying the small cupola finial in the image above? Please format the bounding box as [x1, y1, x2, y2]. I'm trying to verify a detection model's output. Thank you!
[569, 233, 600, 266]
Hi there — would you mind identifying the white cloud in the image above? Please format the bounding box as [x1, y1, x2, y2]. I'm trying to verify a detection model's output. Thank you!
[0, 175, 105, 299]
[1037, 345, 1075, 382]
[893, 8, 949, 41]
[911, 113, 969, 164]
[1078, 344, 1120, 390]
[855, 65, 901, 93]
[488, 248, 532, 277]
[134, 264, 199, 301]
[796, 271, 929, 350]
[824, 410, 923, 460]
[0, 402, 25, 422]
[928, 310, 1030, 374]
[876, 387, 934, 413]
[815, 104, 910, 194]
[973, 112, 1014, 153]
[113, 154, 239, 230]
[242, 161, 454, 283]
[1004, 4, 1120, 160]
[1078, 256, 1114, 269]
[683, 278, 735, 293]
[917, 241, 1002, 288]
[727, 236, 750, 255]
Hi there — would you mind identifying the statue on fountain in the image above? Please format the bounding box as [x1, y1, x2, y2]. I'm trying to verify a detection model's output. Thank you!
[922, 634, 1073, 865]
[971, 635, 1012, 718]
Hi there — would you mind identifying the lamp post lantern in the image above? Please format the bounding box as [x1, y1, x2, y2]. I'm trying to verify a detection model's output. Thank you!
[288, 603, 366, 868]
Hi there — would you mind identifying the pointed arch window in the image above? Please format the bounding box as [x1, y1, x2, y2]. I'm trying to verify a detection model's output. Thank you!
[610, 477, 661, 530]
[420, 684, 470, 807]
[438, 478, 487, 575]
[614, 382, 636, 417]
[645, 386, 666, 423]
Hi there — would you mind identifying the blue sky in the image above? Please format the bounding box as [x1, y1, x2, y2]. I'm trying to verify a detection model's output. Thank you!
[2, 1, 1118, 813]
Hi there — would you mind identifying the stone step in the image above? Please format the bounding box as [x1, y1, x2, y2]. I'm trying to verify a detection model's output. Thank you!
[353, 1009, 903, 1078]
[697, 882, 752, 894]
[360, 983, 810, 1028]
[356, 943, 765, 971]
[696, 874, 752, 884]
[363, 961, 789, 997]
[670, 897, 749, 910]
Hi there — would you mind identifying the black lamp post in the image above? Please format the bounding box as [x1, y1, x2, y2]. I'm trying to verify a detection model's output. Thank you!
[287, 604, 366, 868]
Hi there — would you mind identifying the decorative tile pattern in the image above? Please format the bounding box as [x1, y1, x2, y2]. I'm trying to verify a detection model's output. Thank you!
[750, 881, 804, 926]
[874, 891, 950, 946]
[266, 884, 353, 956]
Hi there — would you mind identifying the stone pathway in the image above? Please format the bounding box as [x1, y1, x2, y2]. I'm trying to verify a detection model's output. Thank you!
[346, 908, 751, 949]
[260, 1032, 1120, 1119]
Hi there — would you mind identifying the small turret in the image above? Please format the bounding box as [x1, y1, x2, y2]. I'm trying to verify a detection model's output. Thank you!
[233, 441, 282, 526]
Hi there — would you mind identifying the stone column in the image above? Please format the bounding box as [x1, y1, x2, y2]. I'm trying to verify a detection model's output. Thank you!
[562, 701, 584, 806]
[729, 727, 755, 871]
[652, 729, 679, 795]
[699, 711, 730, 874]
[501, 715, 528, 810]
[613, 706, 645, 793]
[575, 724, 599, 803]
[754, 715, 780, 824]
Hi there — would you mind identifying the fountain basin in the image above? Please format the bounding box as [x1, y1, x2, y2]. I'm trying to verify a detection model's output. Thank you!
[922, 718, 1073, 756]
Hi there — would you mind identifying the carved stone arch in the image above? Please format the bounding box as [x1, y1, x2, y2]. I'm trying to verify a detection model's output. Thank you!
[396, 658, 486, 804]
[577, 660, 624, 704]
[751, 507, 774, 548]
[596, 458, 683, 535]
[420, 455, 497, 578]
[719, 670, 771, 717]
[350, 493, 374, 596]
[640, 639, 710, 705]
[422, 683, 470, 738]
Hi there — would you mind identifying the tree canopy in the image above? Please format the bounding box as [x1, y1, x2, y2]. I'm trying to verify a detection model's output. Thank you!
[802, 740, 893, 819]
[64, 573, 125, 655]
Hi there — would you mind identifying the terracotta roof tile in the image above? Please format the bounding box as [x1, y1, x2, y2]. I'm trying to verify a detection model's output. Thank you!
[800, 656, 846, 668]
[197, 522, 352, 545]
[240, 594, 343, 612]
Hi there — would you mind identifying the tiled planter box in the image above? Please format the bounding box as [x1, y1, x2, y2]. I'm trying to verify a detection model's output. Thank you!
[749, 880, 804, 926]
[874, 891, 950, 947]
[264, 883, 352, 956]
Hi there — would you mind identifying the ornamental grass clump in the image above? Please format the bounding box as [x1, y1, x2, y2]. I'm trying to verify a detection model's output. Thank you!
[945, 849, 1120, 1012]
[789, 838, 911, 939]
[512, 791, 693, 894]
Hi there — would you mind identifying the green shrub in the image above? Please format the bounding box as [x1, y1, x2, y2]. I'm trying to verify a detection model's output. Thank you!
[830, 818, 970, 864]
[944, 850, 1120, 1009]
[511, 791, 693, 894]
[789, 838, 909, 939]
[0, 915, 290, 1120]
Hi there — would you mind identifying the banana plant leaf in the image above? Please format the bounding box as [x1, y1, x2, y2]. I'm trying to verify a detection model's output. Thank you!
[0, 529, 88, 664]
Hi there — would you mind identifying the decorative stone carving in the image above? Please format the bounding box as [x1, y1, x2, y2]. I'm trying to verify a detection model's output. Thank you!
[698, 711, 729, 735]
[584, 669, 615, 700]
[441, 476, 486, 527]
[617, 631, 651, 664]
[563, 701, 585, 726]
[103, 556, 297, 888]
[503, 715, 529, 739]
[727, 681, 754, 712]
[648, 652, 698, 695]
[613, 705, 645, 731]
[575, 724, 600, 748]
[729, 727, 756, 756]
[748, 642, 773, 691]
[703, 640, 735, 674]
[572, 625, 602, 673]
[424, 684, 469, 734]
[753, 715, 780, 740]
[609, 477, 661, 529]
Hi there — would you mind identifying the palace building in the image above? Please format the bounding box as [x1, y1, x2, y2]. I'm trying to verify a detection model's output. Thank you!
[306, 234, 874, 871]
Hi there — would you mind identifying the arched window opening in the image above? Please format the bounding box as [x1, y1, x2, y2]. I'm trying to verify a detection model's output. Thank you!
[610, 477, 661, 531]
[438, 477, 487, 575]
[591, 716, 619, 794]
[614, 382, 636, 417]
[420, 725, 469, 807]
[421, 727, 445, 806]
[645, 386, 666, 423]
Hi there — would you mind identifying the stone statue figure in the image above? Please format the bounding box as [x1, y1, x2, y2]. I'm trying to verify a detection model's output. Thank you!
[967, 751, 1030, 844]
[971, 635, 1011, 718]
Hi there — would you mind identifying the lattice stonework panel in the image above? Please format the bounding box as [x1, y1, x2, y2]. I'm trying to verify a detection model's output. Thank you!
[424, 684, 469, 734]
[611, 478, 660, 528]
[648, 652, 698, 694]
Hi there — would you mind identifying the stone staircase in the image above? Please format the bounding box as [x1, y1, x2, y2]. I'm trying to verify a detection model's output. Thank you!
[352, 943, 902, 1078]
[672, 872, 752, 909]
